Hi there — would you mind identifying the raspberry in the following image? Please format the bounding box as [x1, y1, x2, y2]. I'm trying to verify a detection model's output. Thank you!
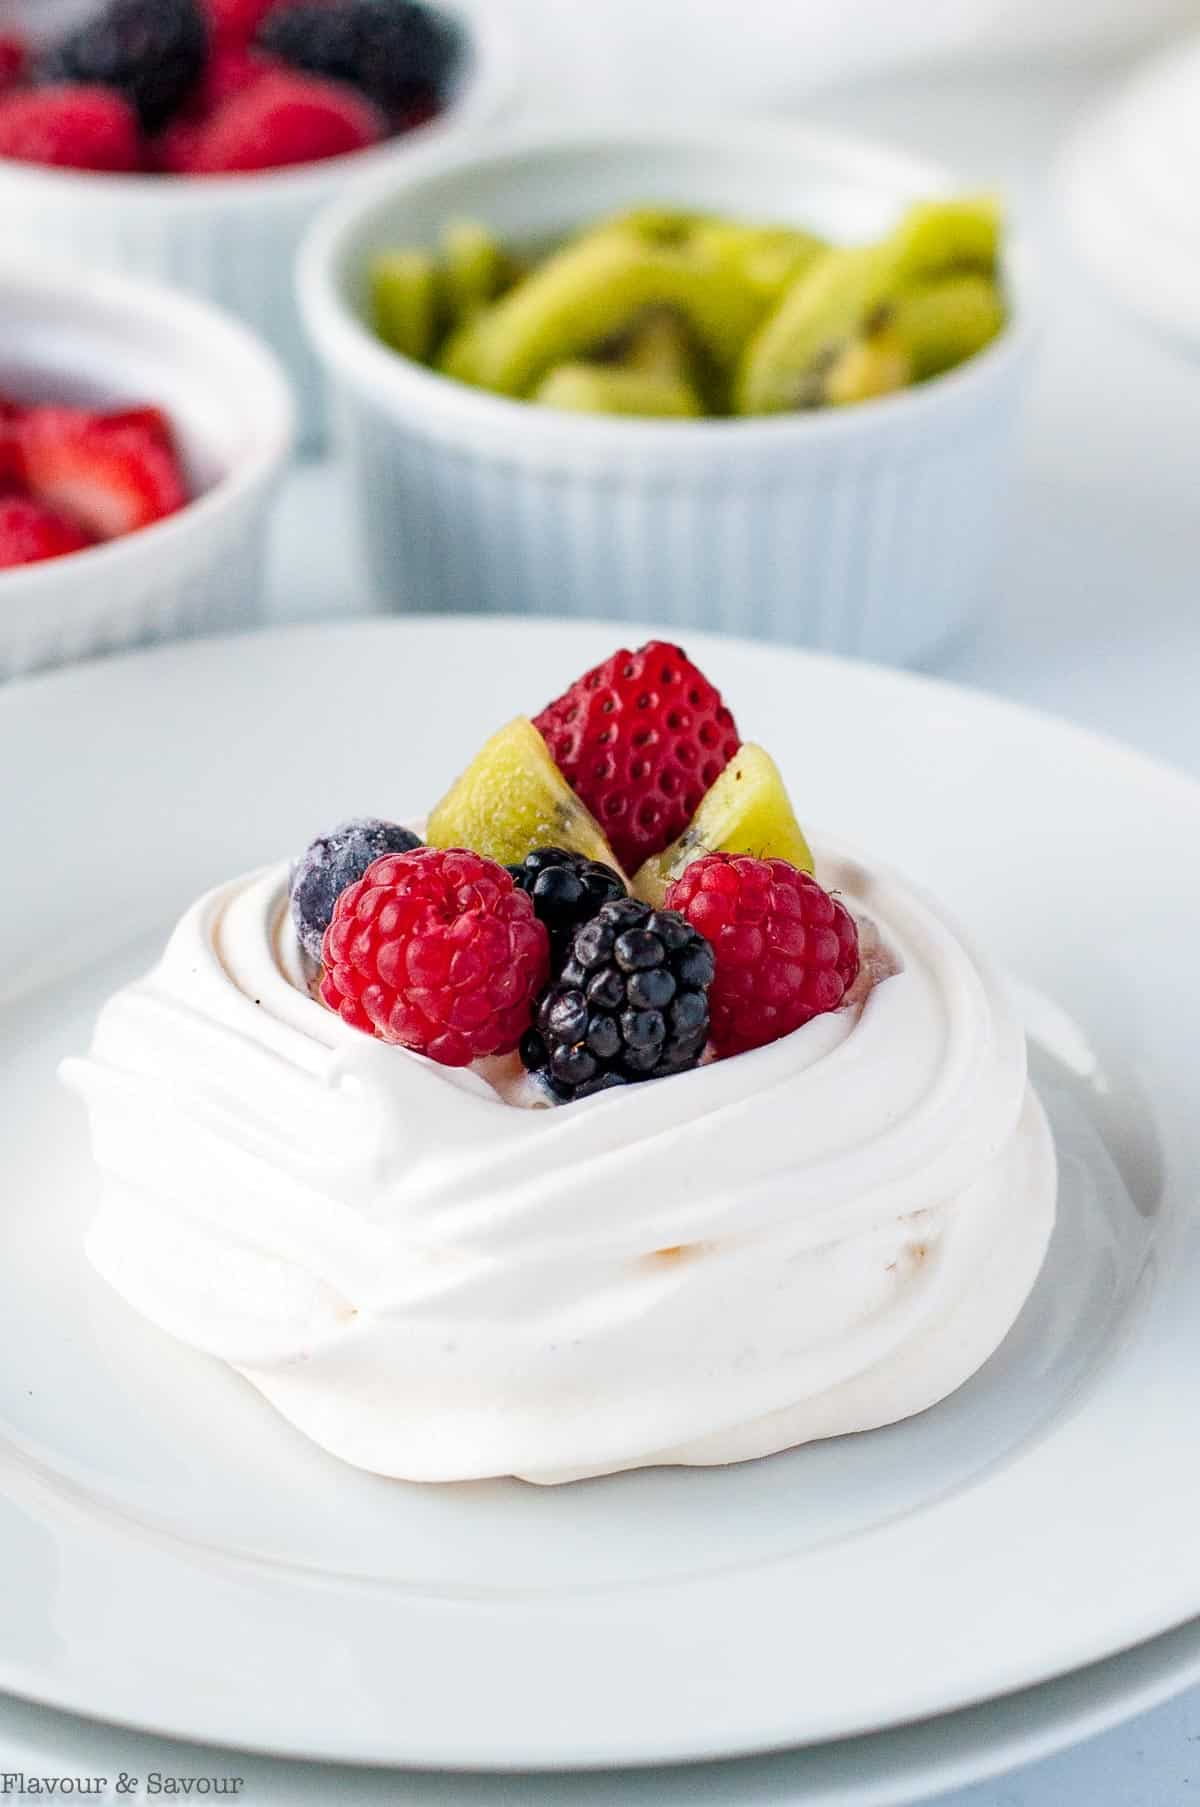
[506, 846, 627, 964]
[521, 897, 713, 1101]
[0, 86, 142, 171]
[0, 33, 27, 95]
[205, 0, 278, 49]
[40, 0, 208, 133]
[319, 847, 550, 1067]
[290, 817, 421, 963]
[534, 641, 740, 875]
[666, 854, 859, 1057]
[175, 67, 384, 172]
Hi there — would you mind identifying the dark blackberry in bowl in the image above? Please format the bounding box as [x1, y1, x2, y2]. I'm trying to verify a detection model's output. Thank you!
[258, 0, 461, 118]
[40, 0, 208, 132]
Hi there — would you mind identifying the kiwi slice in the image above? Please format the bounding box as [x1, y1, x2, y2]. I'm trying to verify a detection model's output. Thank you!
[824, 318, 912, 407]
[631, 744, 813, 906]
[890, 194, 1001, 286]
[439, 218, 507, 328]
[736, 196, 1004, 415]
[370, 250, 438, 361]
[453, 230, 770, 398]
[426, 717, 624, 872]
[892, 273, 1005, 381]
[533, 362, 703, 418]
[735, 243, 895, 414]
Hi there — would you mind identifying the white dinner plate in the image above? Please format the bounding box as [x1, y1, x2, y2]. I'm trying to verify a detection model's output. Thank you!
[2, 618, 1198, 1769]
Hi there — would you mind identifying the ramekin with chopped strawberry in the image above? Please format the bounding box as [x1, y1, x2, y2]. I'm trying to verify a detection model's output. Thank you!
[0, 0, 461, 178]
[0, 396, 189, 571]
[291, 641, 875, 1105]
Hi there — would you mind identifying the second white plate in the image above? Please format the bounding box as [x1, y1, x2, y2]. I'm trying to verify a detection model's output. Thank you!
[2, 618, 1198, 1767]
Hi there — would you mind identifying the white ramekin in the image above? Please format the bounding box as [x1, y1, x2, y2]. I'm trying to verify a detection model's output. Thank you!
[0, 1, 516, 446]
[0, 257, 293, 681]
[299, 124, 1036, 666]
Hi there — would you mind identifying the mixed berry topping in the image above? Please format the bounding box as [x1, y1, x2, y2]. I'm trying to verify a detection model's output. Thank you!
[534, 640, 741, 875]
[520, 898, 714, 1102]
[0, 397, 188, 569]
[290, 817, 421, 963]
[667, 853, 860, 1056]
[319, 847, 550, 1068]
[506, 846, 627, 963]
[0, 0, 458, 176]
[301, 642, 871, 1103]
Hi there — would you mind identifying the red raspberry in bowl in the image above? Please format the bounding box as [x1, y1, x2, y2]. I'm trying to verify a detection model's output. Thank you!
[0, 85, 142, 171]
[173, 67, 385, 172]
[0, 33, 27, 95]
[320, 847, 551, 1067]
[666, 853, 859, 1057]
[205, 0, 279, 49]
[534, 641, 741, 875]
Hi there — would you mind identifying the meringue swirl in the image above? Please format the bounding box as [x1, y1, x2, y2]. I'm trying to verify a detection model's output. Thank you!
[62, 842, 1055, 1485]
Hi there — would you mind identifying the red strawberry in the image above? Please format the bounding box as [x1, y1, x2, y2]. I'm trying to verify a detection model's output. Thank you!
[0, 85, 142, 173]
[204, 0, 279, 48]
[97, 405, 177, 451]
[0, 398, 24, 487]
[0, 31, 27, 95]
[173, 68, 383, 173]
[534, 642, 741, 874]
[18, 407, 188, 540]
[0, 495, 93, 570]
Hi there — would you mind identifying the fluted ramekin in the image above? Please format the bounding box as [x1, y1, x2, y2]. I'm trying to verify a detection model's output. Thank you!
[299, 124, 1035, 665]
[0, 1, 516, 446]
[0, 257, 293, 681]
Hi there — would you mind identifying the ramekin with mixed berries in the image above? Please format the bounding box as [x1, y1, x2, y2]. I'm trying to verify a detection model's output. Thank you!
[0, 0, 514, 440]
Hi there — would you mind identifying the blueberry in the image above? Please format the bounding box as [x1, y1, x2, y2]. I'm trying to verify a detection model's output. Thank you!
[289, 818, 421, 963]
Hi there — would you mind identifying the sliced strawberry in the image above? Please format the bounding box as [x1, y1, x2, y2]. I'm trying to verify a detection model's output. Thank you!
[18, 407, 188, 540]
[97, 405, 177, 451]
[0, 399, 25, 488]
[0, 495, 93, 570]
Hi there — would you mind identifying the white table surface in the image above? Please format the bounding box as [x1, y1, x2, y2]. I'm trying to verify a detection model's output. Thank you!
[6, 40, 1200, 1807]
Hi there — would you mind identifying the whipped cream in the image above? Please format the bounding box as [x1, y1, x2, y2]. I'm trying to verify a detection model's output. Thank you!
[62, 842, 1055, 1485]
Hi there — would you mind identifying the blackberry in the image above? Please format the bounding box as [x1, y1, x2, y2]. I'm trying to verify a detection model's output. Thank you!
[289, 817, 421, 964]
[40, 0, 208, 132]
[258, 0, 460, 116]
[522, 897, 714, 1102]
[506, 846, 626, 963]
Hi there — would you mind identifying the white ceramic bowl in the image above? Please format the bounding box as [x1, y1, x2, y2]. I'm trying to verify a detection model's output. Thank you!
[0, 257, 294, 680]
[0, 1, 516, 446]
[299, 123, 1035, 665]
